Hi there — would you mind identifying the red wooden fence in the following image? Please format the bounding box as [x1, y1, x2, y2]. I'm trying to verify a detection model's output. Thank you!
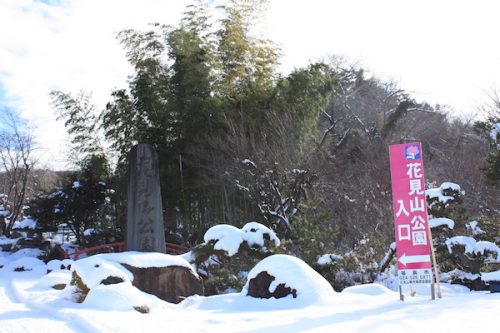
[65, 242, 189, 260]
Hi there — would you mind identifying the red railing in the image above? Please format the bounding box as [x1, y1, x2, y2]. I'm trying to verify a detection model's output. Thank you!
[66, 242, 189, 260]
[166, 242, 189, 255]
[66, 242, 125, 260]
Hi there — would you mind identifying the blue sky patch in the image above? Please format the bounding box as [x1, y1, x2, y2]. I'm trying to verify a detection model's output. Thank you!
[35, 0, 65, 5]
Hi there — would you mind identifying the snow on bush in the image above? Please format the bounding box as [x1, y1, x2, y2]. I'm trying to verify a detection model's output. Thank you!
[440, 269, 480, 283]
[204, 225, 242, 256]
[439, 182, 461, 192]
[481, 270, 500, 282]
[429, 217, 455, 229]
[243, 254, 335, 303]
[317, 253, 343, 266]
[12, 217, 37, 230]
[83, 228, 96, 236]
[204, 222, 280, 256]
[466, 220, 484, 235]
[425, 182, 463, 207]
[445, 236, 500, 258]
[425, 188, 453, 205]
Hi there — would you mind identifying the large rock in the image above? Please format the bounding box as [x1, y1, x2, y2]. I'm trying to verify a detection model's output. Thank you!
[247, 271, 297, 299]
[243, 254, 335, 303]
[70, 252, 204, 304]
[122, 264, 204, 303]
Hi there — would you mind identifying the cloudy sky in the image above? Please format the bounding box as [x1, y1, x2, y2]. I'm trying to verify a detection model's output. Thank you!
[1, 0, 499, 169]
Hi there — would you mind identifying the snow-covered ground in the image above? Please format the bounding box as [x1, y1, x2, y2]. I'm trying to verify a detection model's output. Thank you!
[0, 252, 498, 333]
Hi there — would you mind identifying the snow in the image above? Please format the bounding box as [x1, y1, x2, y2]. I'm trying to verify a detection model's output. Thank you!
[317, 253, 343, 266]
[341, 283, 397, 296]
[241, 222, 280, 247]
[72, 181, 81, 189]
[439, 182, 461, 192]
[425, 188, 453, 204]
[204, 224, 242, 255]
[241, 159, 256, 168]
[475, 241, 500, 257]
[0, 236, 20, 245]
[83, 228, 95, 236]
[3, 257, 46, 275]
[429, 217, 455, 229]
[47, 259, 73, 272]
[242, 254, 336, 304]
[31, 270, 72, 290]
[445, 236, 478, 253]
[481, 270, 500, 282]
[204, 222, 280, 256]
[72, 256, 134, 289]
[490, 122, 500, 141]
[83, 283, 162, 311]
[8, 248, 45, 260]
[74, 251, 193, 272]
[445, 236, 500, 257]
[0, 250, 499, 333]
[12, 217, 37, 230]
[467, 220, 484, 235]
[441, 269, 481, 282]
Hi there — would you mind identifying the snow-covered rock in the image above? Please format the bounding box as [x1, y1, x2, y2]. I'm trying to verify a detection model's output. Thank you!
[71, 252, 203, 304]
[4, 257, 46, 274]
[47, 259, 73, 272]
[243, 254, 335, 304]
[83, 283, 157, 312]
[31, 270, 72, 290]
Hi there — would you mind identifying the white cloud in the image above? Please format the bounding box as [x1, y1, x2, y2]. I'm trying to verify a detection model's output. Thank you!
[0, 0, 186, 168]
[0, 0, 499, 168]
[268, 0, 500, 114]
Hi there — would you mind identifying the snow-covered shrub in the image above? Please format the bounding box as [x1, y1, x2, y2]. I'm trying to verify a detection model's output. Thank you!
[189, 222, 281, 295]
[27, 154, 120, 246]
[313, 238, 383, 291]
[426, 182, 499, 289]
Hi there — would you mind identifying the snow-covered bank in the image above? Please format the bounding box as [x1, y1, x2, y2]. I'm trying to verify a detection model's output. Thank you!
[0, 256, 498, 333]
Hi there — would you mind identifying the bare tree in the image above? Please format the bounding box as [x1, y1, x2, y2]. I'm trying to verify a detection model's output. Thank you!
[0, 110, 36, 236]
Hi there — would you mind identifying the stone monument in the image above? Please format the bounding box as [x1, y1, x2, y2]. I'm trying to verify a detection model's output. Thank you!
[126, 144, 166, 253]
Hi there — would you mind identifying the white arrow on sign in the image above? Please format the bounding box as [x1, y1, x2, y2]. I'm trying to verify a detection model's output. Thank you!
[398, 253, 431, 266]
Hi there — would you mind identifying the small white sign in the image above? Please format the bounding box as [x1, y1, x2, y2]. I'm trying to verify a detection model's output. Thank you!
[398, 268, 432, 285]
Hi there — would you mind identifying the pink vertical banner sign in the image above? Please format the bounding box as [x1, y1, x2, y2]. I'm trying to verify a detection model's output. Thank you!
[389, 142, 433, 285]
